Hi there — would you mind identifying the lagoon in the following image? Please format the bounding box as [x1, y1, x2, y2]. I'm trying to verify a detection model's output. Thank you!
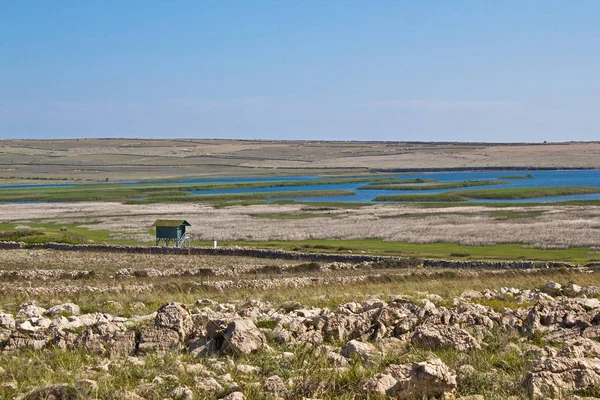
[2, 170, 600, 204]
[191, 170, 600, 203]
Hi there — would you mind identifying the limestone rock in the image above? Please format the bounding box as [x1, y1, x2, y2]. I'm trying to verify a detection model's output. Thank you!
[400, 356, 457, 398]
[526, 298, 600, 332]
[461, 290, 483, 299]
[565, 283, 583, 297]
[527, 357, 600, 398]
[155, 302, 193, 340]
[221, 319, 266, 356]
[264, 374, 287, 393]
[75, 379, 98, 395]
[105, 330, 137, 356]
[0, 312, 15, 330]
[222, 392, 245, 400]
[138, 326, 182, 354]
[123, 391, 146, 400]
[4, 330, 49, 351]
[17, 301, 46, 319]
[172, 386, 194, 400]
[366, 356, 457, 398]
[543, 281, 563, 296]
[45, 303, 80, 316]
[341, 339, 379, 362]
[363, 373, 398, 396]
[22, 384, 79, 400]
[194, 376, 223, 392]
[411, 325, 480, 351]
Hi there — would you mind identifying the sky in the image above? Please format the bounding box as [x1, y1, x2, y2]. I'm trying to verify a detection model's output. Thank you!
[1, 1, 599, 142]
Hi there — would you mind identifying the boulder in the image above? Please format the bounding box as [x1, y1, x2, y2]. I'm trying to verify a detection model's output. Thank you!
[264, 374, 287, 393]
[527, 357, 600, 398]
[194, 377, 223, 392]
[323, 312, 373, 342]
[543, 281, 563, 296]
[222, 392, 245, 400]
[400, 356, 457, 398]
[75, 379, 98, 395]
[155, 302, 193, 340]
[526, 299, 600, 331]
[341, 339, 379, 362]
[17, 301, 46, 319]
[172, 386, 194, 400]
[0, 312, 15, 330]
[22, 384, 79, 400]
[411, 325, 480, 351]
[105, 330, 137, 356]
[45, 303, 80, 317]
[4, 330, 49, 351]
[365, 356, 457, 398]
[221, 319, 266, 356]
[565, 283, 583, 297]
[138, 326, 183, 354]
[363, 373, 398, 396]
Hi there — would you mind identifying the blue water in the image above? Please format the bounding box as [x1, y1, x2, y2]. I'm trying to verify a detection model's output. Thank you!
[189, 170, 600, 203]
[3, 170, 600, 203]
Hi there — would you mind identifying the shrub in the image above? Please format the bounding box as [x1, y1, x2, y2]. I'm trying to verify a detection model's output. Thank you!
[289, 262, 321, 273]
[256, 265, 283, 274]
[371, 257, 423, 269]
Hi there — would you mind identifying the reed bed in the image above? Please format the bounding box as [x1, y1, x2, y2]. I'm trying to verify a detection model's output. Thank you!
[1, 202, 600, 248]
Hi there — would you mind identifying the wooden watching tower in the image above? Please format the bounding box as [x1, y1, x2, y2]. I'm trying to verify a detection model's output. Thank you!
[152, 220, 191, 248]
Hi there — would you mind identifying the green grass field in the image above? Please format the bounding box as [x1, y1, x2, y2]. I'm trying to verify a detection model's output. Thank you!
[211, 239, 598, 264]
[1, 219, 598, 263]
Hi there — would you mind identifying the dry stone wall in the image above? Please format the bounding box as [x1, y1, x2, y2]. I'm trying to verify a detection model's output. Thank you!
[0, 241, 588, 269]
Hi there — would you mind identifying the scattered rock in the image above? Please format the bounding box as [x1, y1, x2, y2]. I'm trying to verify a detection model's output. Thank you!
[194, 377, 223, 392]
[411, 325, 480, 351]
[221, 319, 266, 355]
[75, 379, 98, 395]
[22, 384, 79, 400]
[527, 357, 600, 398]
[45, 303, 80, 316]
[172, 386, 194, 400]
[264, 375, 287, 393]
[341, 339, 379, 362]
[17, 301, 46, 319]
[138, 326, 183, 354]
[543, 281, 563, 296]
[155, 302, 193, 340]
[0, 312, 16, 329]
[222, 392, 245, 400]
[365, 356, 457, 398]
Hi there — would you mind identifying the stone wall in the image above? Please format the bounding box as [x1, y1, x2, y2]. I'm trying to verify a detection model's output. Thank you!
[0, 241, 587, 269]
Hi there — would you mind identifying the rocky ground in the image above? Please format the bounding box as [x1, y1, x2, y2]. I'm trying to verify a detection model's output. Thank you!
[2, 280, 600, 399]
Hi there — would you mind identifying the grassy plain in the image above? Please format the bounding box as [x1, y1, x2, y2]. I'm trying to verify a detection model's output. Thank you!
[2, 139, 600, 398]
[1, 140, 599, 278]
[1, 139, 599, 182]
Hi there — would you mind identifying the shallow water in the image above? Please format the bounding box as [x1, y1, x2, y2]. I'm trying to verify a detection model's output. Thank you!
[3, 170, 600, 203]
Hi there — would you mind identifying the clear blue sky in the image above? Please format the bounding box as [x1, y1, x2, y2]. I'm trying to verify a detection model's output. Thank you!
[1, 1, 599, 142]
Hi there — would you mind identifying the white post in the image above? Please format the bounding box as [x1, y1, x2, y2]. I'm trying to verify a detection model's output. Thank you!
[213, 240, 217, 249]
